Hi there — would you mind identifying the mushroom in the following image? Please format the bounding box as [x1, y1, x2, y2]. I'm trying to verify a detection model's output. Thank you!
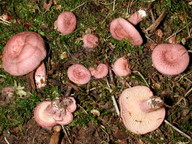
[34, 62, 47, 89]
[2, 31, 47, 89]
[54, 11, 76, 34]
[34, 97, 76, 127]
[127, 9, 147, 25]
[109, 10, 146, 46]
[89, 63, 108, 79]
[119, 86, 165, 135]
[152, 44, 190, 76]
[2, 31, 46, 76]
[112, 57, 131, 77]
[82, 33, 99, 49]
[67, 64, 91, 85]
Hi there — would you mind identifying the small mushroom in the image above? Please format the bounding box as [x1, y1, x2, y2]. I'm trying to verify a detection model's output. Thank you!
[152, 44, 190, 76]
[2, 31, 46, 76]
[67, 64, 91, 85]
[110, 10, 146, 46]
[89, 64, 108, 79]
[82, 33, 99, 49]
[119, 86, 165, 135]
[127, 9, 147, 25]
[34, 97, 76, 127]
[54, 11, 76, 34]
[112, 57, 131, 77]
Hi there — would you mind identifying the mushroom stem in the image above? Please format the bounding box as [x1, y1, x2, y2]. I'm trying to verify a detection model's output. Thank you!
[49, 125, 61, 144]
[128, 10, 147, 25]
[140, 96, 164, 113]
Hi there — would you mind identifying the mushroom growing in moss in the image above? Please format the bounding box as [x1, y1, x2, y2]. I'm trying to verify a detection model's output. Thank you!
[82, 33, 99, 49]
[34, 97, 76, 127]
[152, 44, 190, 76]
[110, 10, 146, 46]
[2, 31, 46, 76]
[112, 57, 131, 77]
[119, 86, 165, 135]
[89, 63, 108, 79]
[54, 11, 77, 34]
[67, 64, 91, 85]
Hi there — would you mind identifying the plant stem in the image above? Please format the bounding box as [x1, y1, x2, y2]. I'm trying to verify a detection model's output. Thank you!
[164, 120, 191, 139]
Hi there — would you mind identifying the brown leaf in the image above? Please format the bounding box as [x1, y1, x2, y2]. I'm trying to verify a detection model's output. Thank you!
[43, 1, 53, 12]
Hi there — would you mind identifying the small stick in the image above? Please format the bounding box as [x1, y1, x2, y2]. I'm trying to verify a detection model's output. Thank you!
[164, 120, 191, 139]
[0, 17, 11, 24]
[71, 1, 87, 11]
[133, 71, 150, 87]
[184, 87, 192, 97]
[4, 137, 10, 144]
[61, 125, 72, 144]
[111, 95, 120, 115]
[112, 0, 116, 11]
[145, 9, 167, 33]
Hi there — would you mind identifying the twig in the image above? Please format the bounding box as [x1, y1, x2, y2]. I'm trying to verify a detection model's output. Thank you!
[184, 87, 192, 97]
[112, 0, 116, 11]
[4, 137, 10, 144]
[164, 120, 191, 140]
[133, 71, 150, 87]
[111, 95, 120, 115]
[145, 9, 167, 33]
[61, 125, 72, 144]
[71, 1, 87, 11]
[0, 17, 11, 25]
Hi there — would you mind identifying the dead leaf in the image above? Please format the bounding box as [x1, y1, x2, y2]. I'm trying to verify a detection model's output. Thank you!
[43, 1, 53, 12]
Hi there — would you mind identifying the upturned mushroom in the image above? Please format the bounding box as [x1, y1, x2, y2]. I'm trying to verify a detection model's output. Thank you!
[112, 57, 131, 77]
[82, 33, 99, 49]
[34, 97, 76, 127]
[119, 86, 165, 135]
[67, 64, 91, 85]
[2, 31, 47, 89]
[110, 10, 146, 46]
[89, 63, 108, 79]
[54, 11, 76, 34]
[152, 44, 190, 76]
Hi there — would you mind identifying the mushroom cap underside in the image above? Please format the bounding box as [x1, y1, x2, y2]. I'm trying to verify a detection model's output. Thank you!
[119, 86, 165, 134]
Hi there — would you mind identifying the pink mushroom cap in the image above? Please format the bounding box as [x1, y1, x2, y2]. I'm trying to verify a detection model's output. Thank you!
[2, 31, 46, 76]
[110, 18, 143, 46]
[34, 101, 73, 127]
[67, 64, 91, 85]
[89, 64, 108, 79]
[83, 33, 99, 49]
[152, 44, 190, 76]
[54, 11, 76, 34]
[112, 57, 131, 77]
[119, 86, 165, 135]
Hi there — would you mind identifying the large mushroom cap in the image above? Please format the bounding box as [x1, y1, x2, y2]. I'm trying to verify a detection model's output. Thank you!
[110, 18, 143, 46]
[54, 11, 76, 34]
[67, 64, 91, 85]
[152, 44, 190, 76]
[119, 86, 165, 135]
[2, 31, 46, 76]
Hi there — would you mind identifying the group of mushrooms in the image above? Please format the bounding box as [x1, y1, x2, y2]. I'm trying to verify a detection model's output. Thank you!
[1, 9, 190, 135]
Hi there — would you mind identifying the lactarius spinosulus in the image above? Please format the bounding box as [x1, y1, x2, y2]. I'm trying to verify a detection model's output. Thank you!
[119, 86, 165, 134]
